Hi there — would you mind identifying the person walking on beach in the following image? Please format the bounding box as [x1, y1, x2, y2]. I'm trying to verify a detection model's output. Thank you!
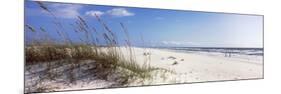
[225, 50, 232, 57]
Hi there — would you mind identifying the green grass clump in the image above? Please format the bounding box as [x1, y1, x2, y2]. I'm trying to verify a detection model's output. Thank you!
[25, 2, 169, 92]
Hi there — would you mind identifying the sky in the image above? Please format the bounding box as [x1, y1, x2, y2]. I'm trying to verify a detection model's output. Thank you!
[25, 1, 263, 48]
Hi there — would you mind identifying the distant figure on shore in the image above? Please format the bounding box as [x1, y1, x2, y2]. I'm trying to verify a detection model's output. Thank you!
[224, 50, 232, 57]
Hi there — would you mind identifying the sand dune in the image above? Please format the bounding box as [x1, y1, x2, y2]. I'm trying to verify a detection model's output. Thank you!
[25, 47, 263, 92]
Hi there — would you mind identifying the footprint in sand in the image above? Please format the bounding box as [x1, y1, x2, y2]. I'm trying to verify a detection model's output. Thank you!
[172, 61, 178, 65]
[180, 59, 184, 61]
[167, 56, 177, 60]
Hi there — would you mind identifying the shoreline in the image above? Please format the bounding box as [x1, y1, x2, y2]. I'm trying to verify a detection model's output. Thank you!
[122, 47, 263, 83]
[25, 46, 263, 92]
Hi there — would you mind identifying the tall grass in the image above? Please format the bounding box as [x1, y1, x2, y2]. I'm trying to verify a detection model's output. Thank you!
[25, 2, 164, 92]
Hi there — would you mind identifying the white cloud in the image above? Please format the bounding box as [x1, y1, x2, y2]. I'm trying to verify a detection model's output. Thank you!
[106, 8, 134, 17]
[47, 3, 82, 19]
[85, 11, 104, 17]
[162, 41, 182, 45]
[161, 41, 199, 46]
[85, 8, 134, 17]
[155, 17, 164, 20]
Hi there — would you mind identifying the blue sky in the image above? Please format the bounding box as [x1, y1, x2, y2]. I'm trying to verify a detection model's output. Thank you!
[25, 1, 263, 48]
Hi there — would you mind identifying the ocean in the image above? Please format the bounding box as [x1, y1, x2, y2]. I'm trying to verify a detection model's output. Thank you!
[160, 47, 263, 56]
[153, 47, 264, 63]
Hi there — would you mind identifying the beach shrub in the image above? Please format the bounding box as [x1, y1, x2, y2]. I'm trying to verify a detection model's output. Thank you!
[25, 2, 169, 93]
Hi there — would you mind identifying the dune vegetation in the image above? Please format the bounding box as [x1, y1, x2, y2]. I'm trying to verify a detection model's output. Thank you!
[25, 2, 172, 93]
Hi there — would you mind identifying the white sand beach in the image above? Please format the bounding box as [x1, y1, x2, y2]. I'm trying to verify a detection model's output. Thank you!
[24, 1, 264, 93]
[25, 47, 263, 92]
[121, 47, 263, 85]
